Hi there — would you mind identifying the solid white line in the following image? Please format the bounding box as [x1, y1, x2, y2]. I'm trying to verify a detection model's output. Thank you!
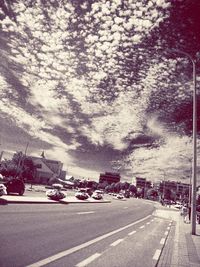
[164, 231, 169, 236]
[160, 238, 166, 245]
[128, 230, 136, 236]
[110, 239, 124, 247]
[77, 211, 95, 215]
[26, 214, 151, 267]
[75, 253, 101, 267]
[139, 225, 145, 229]
[153, 249, 161, 260]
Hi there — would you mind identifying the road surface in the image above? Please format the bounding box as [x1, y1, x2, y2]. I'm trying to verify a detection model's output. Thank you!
[0, 197, 171, 267]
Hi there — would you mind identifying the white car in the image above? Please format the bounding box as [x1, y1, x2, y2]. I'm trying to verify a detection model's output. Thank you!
[91, 190, 103, 200]
[174, 204, 182, 209]
[75, 189, 89, 200]
[115, 193, 125, 200]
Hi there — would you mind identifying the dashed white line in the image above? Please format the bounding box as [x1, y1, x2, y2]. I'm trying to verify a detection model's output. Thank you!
[76, 253, 101, 267]
[153, 249, 161, 260]
[160, 238, 166, 245]
[139, 225, 145, 229]
[26, 214, 152, 267]
[151, 219, 154, 222]
[77, 211, 95, 215]
[128, 230, 137, 236]
[146, 222, 150, 225]
[167, 226, 170, 230]
[110, 239, 124, 247]
[164, 231, 169, 236]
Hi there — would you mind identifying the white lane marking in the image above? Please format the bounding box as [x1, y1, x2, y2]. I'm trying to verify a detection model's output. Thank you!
[167, 226, 170, 230]
[151, 219, 154, 222]
[146, 222, 150, 225]
[164, 231, 169, 236]
[110, 239, 124, 247]
[123, 207, 128, 209]
[160, 238, 166, 245]
[26, 214, 151, 267]
[139, 225, 145, 229]
[153, 249, 161, 260]
[76, 253, 101, 267]
[128, 230, 136, 236]
[77, 211, 95, 215]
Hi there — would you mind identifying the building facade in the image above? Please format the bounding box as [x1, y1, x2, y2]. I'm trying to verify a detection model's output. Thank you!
[159, 180, 190, 200]
[135, 177, 152, 189]
[99, 172, 121, 184]
[30, 156, 64, 184]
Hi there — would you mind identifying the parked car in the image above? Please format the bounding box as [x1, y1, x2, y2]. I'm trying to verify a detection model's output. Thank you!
[91, 190, 103, 200]
[115, 193, 125, 200]
[0, 184, 7, 196]
[4, 178, 25, 196]
[46, 184, 66, 201]
[174, 203, 182, 209]
[75, 188, 89, 200]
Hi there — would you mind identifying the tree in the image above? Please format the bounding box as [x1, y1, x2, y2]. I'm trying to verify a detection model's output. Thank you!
[98, 181, 108, 190]
[113, 182, 121, 193]
[146, 188, 159, 200]
[129, 184, 137, 195]
[0, 152, 36, 182]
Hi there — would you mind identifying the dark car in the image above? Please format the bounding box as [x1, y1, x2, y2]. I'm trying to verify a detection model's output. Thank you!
[5, 178, 25, 196]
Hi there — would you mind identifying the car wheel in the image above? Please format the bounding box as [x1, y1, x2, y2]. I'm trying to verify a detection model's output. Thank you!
[19, 189, 25, 196]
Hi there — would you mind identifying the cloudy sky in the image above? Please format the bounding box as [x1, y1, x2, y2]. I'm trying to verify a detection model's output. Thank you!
[0, 0, 200, 183]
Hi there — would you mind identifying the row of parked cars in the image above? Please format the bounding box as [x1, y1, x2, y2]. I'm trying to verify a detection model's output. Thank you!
[45, 184, 104, 201]
[0, 177, 125, 202]
[75, 188, 104, 200]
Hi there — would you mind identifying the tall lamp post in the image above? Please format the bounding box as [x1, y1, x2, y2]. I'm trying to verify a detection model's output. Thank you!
[170, 49, 197, 235]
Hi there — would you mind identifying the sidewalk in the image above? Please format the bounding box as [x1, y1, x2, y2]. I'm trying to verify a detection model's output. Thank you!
[154, 206, 200, 267]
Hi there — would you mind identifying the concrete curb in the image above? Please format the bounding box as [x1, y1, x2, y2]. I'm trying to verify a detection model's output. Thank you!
[0, 196, 60, 204]
[0, 195, 111, 205]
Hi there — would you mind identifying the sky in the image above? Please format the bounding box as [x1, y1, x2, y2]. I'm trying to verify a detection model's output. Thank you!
[0, 0, 200, 184]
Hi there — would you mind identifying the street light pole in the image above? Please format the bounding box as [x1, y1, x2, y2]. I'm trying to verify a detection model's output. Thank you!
[171, 49, 197, 235]
[191, 56, 197, 235]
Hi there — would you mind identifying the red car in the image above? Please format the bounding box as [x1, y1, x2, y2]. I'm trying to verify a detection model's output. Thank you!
[4, 178, 25, 196]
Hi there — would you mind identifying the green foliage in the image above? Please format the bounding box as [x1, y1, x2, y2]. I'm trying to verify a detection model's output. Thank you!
[0, 151, 36, 181]
[147, 188, 159, 198]
[129, 184, 137, 194]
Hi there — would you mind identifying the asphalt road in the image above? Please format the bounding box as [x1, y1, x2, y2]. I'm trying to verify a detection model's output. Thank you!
[0, 197, 171, 267]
